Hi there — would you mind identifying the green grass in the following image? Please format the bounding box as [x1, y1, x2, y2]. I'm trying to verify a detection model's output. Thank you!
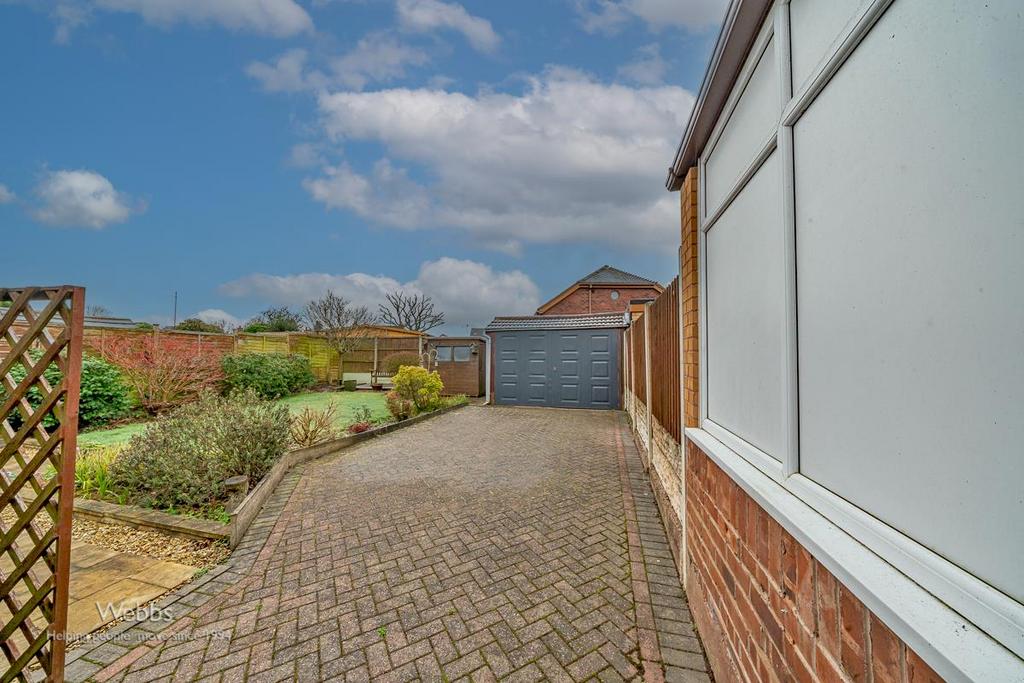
[78, 390, 391, 449]
[276, 391, 390, 430]
[79, 422, 148, 448]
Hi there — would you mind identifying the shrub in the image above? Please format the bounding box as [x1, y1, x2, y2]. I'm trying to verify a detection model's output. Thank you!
[347, 404, 376, 433]
[383, 352, 421, 375]
[391, 366, 444, 411]
[385, 391, 414, 421]
[0, 352, 132, 429]
[352, 405, 375, 423]
[290, 404, 338, 448]
[78, 355, 134, 426]
[221, 353, 315, 399]
[75, 445, 121, 500]
[102, 334, 222, 413]
[110, 390, 290, 510]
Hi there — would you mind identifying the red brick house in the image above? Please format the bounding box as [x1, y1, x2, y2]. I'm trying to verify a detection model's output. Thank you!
[536, 265, 664, 315]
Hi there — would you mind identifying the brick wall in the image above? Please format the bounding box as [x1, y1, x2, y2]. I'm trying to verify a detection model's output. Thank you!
[542, 286, 663, 315]
[684, 442, 943, 683]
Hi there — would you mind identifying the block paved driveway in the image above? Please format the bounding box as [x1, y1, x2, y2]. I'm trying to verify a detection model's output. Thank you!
[70, 406, 710, 682]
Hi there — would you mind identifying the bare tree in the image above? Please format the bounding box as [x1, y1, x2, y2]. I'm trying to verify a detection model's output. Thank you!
[378, 291, 445, 333]
[86, 304, 112, 317]
[304, 291, 377, 383]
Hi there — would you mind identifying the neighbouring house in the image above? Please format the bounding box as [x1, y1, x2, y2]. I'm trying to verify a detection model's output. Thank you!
[651, 1, 1023, 682]
[535, 265, 663, 315]
[485, 312, 628, 410]
[426, 337, 486, 397]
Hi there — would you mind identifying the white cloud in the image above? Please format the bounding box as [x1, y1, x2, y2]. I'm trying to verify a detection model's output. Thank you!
[0, 184, 15, 204]
[52, 2, 92, 43]
[303, 160, 430, 229]
[220, 257, 539, 328]
[287, 142, 324, 168]
[413, 257, 539, 326]
[246, 48, 321, 93]
[32, 169, 144, 229]
[576, 0, 727, 34]
[330, 33, 430, 89]
[94, 0, 313, 37]
[305, 67, 693, 248]
[618, 43, 667, 85]
[396, 0, 500, 53]
[247, 35, 429, 93]
[195, 308, 243, 329]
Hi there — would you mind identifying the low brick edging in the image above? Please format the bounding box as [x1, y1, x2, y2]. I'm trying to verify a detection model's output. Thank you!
[615, 415, 712, 683]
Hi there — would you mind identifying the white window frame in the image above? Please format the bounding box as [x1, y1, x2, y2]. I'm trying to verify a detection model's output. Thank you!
[692, 0, 1024, 669]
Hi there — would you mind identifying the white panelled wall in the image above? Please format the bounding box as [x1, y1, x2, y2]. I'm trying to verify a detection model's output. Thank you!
[693, 0, 1024, 669]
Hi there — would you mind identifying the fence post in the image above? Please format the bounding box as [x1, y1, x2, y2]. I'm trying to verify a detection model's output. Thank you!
[623, 330, 630, 416]
[643, 302, 653, 471]
[373, 337, 379, 374]
[675, 271, 687, 584]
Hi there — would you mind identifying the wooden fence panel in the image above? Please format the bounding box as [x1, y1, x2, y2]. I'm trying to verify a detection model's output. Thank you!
[631, 314, 647, 405]
[234, 333, 290, 355]
[649, 277, 681, 441]
[1, 286, 85, 683]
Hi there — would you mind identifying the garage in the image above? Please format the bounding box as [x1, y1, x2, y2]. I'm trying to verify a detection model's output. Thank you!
[485, 312, 627, 409]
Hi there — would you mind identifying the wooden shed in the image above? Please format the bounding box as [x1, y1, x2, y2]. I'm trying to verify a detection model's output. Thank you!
[426, 336, 485, 397]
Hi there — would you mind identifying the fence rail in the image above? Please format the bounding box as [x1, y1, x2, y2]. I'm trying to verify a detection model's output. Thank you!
[1, 286, 85, 683]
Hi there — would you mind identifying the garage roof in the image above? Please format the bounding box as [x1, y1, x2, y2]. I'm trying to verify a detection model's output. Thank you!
[486, 312, 629, 332]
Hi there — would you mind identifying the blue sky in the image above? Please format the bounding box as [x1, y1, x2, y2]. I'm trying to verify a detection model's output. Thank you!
[0, 0, 724, 333]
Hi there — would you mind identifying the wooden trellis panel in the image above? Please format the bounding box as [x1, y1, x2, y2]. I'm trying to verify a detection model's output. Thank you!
[1, 286, 84, 683]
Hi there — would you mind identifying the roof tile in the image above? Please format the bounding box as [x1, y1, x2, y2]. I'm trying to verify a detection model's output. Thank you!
[485, 312, 629, 331]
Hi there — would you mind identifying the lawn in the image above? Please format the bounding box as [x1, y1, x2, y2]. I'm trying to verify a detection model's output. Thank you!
[78, 390, 390, 449]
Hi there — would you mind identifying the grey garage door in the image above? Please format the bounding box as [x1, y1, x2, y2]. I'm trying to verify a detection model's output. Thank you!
[494, 329, 620, 409]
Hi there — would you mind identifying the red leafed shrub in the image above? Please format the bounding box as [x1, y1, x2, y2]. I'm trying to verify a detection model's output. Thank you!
[348, 421, 373, 434]
[101, 334, 222, 413]
[385, 390, 414, 421]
